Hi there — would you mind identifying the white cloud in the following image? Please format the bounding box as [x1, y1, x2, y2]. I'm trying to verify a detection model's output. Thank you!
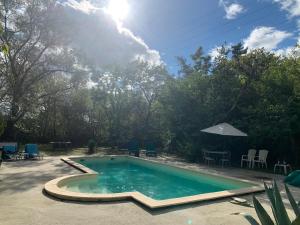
[209, 47, 221, 60]
[59, 0, 162, 67]
[219, 0, 245, 19]
[273, 46, 295, 56]
[209, 44, 231, 60]
[63, 0, 98, 14]
[243, 27, 292, 50]
[272, 0, 300, 55]
[273, 0, 300, 17]
[273, 35, 300, 57]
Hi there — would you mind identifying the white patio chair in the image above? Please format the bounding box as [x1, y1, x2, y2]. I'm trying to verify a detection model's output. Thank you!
[220, 151, 231, 168]
[241, 149, 256, 168]
[203, 150, 215, 166]
[252, 149, 268, 169]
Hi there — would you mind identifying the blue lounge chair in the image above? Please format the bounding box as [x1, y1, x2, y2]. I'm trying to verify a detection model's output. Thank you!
[128, 139, 139, 157]
[0, 150, 2, 166]
[2, 145, 18, 160]
[24, 144, 43, 160]
[145, 141, 157, 157]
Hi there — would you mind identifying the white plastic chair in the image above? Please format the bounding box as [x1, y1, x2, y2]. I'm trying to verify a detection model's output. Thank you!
[241, 149, 256, 168]
[252, 149, 268, 168]
[220, 151, 231, 168]
[203, 150, 215, 166]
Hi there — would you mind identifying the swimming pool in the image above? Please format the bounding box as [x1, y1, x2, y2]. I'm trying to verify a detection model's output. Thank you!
[44, 156, 264, 208]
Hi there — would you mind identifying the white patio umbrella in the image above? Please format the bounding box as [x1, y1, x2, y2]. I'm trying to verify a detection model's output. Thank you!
[201, 122, 247, 137]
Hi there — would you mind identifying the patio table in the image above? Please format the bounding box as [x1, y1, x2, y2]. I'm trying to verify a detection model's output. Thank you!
[274, 163, 292, 175]
[50, 142, 72, 150]
[203, 150, 230, 166]
[140, 149, 147, 156]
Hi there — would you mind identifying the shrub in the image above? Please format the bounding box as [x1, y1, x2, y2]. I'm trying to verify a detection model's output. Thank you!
[244, 181, 300, 225]
[87, 139, 97, 154]
[0, 114, 5, 137]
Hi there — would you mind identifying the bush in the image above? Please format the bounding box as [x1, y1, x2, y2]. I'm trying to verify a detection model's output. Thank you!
[0, 114, 5, 137]
[87, 139, 97, 154]
[178, 141, 200, 162]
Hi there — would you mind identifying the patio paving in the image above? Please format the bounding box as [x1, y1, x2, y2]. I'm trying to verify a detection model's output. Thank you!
[0, 155, 299, 225]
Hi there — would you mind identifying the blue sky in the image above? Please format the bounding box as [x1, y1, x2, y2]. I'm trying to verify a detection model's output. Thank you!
[63, 0, 300, 75]
[122, 0, 300, 74]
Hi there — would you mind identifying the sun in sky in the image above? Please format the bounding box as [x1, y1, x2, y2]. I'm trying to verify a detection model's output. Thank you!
[106, 0, 129, 22]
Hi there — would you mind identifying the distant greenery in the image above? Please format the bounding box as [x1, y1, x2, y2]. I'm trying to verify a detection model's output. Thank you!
[0, 1, 300, 167]
[88, 139, 97, 154]
[0, 114, 5, 137]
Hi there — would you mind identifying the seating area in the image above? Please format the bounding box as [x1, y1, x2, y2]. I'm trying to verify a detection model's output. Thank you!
[0, 143, 43, 161]
[2, 1, 300, 224]
[145, 141, 157, 157]
[1, 143, 18, 160]
[24, 144, 43, 160]
[202, 150, 231, 167]
[127, 139, 157, 157]
[202, 148, 271, 171]
[240, 149, 269, 169]
[240, 149, 256, 168]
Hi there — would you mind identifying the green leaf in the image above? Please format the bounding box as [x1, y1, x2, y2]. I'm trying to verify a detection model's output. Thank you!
[273, 181, 291, 225]
[1, 44, 9, 56]
[264, 182, 278, 224]
[243, 214, 261, 225]
[264, 182, 275, 206]
[285, 184, 300, 217]
[291, 217, 300, 225]
[253, 196, 275, 225]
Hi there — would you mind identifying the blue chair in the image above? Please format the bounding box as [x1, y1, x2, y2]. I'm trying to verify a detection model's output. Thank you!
[24, 144, 43, 160]
[0, 150, 2, 166]
[128, 139, 139, 157]
[145, 141, 157, 157]
[3, 145, 18, 160]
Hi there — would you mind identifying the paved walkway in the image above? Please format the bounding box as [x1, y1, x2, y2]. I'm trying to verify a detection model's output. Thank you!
[0, 156, 299, 225]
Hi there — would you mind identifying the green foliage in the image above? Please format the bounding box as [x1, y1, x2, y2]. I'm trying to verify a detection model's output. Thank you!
[244, 181, 300, 225]
[177, 141, 200, 162]
[1, 43, 9, 55]
[87, 139, 97, 154]
[0, 0, 300, 166]
[0, 114, 5, 137]
[162, 46, 300, 165]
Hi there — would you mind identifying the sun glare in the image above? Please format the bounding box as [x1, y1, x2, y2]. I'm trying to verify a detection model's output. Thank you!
[107, 0, 129, 22]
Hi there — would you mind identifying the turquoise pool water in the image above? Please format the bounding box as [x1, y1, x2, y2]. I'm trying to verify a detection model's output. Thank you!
[64, 157, 254, 200]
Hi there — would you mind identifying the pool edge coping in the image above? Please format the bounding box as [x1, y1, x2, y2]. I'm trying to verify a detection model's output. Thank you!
[44, 155, 265, 209]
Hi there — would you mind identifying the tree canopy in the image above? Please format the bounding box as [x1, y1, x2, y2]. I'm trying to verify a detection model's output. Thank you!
[0, 1, 300, 167]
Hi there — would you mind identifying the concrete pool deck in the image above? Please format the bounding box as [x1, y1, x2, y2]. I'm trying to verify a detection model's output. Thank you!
[44, 156, 264, 208]
[0, 155, 299, 225]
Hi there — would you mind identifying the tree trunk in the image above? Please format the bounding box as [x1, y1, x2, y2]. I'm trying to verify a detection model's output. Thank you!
[2, 120, 16, 141]
[2, 98, 19, 140]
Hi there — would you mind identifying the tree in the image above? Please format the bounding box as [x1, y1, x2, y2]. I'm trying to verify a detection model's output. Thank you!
[0, 0, 76, 139]
[231, 42, 247, 60]
[176, 47, 212, 77]
[88, 61, 169, 147]
[127, 61, 169, 139]
[190, 47, 211, 74]
[0, 113, 5, 136]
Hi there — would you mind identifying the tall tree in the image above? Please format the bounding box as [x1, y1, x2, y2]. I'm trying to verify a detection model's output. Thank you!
[231, 42, 247, 60]
[0, 0, 75, 139]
